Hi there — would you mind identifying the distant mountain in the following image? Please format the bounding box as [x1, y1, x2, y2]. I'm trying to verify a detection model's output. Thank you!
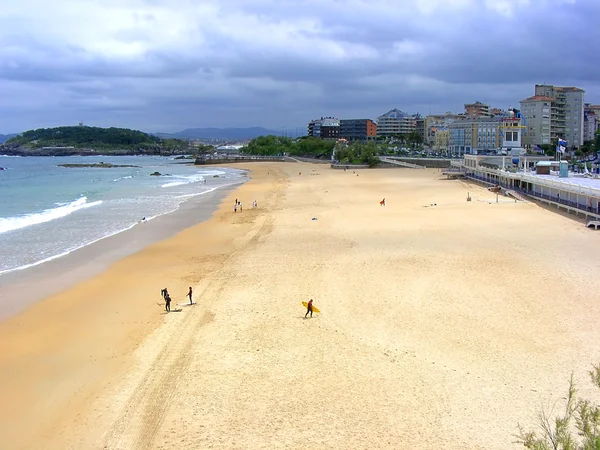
[155, 127, 302, 140]
[0, 133, 18, 144]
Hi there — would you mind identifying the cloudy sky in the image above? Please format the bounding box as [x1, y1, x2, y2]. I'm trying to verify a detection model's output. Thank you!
[0, 0, 598, 133]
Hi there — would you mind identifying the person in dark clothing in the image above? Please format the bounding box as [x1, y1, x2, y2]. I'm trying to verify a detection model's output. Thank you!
[161, 288, 168, 299]
[165, 293, 171, 312]
[305, 299, 314, 318]
[187, 287, 193, 305]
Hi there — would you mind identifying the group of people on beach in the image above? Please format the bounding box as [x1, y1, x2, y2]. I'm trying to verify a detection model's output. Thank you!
[160, 286, 193, 312]
[233, 199, 257, 213]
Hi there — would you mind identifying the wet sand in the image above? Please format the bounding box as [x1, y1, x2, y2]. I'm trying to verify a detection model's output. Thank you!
[0, 180, 245, 321]
[1, 162, 600, 449]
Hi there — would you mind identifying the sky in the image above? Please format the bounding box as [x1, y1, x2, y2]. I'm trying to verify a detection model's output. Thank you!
[0, 0, 598, 134]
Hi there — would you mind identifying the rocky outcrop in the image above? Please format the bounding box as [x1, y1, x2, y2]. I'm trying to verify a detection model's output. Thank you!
[58, 163, 140, 168]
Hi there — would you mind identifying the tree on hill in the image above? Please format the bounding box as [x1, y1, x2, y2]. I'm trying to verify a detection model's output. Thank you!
[241, 135, 334, 158]
[5, 126, 187, 152]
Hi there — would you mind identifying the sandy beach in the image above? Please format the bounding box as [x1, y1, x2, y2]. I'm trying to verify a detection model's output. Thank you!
[1, 161, 600, 449]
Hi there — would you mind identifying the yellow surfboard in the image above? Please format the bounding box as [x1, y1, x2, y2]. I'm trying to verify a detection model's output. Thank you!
[302, 301, 320, 313]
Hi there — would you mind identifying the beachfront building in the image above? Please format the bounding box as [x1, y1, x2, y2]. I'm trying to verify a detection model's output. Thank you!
[534, 84, 585, 148]
[307, 117, 340, 140]
[448, 112, 524, 156]
[520, 95, 553, 148]
[464, 101, 491, 119]
[425, 113, 462, 146]
[584, 104, 599, 143]
[376, 109, 417, 137]
[434, 128, 450, 153]
[458, 154, 600, 222]
[448, 118, 500, 155]
[339, 119, 377, 142]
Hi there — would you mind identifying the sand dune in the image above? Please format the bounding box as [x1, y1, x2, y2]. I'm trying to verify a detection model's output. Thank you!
[1, 162, 600, 449]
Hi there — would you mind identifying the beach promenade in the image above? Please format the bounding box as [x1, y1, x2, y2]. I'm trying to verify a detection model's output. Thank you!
[1, 162, 600, 449]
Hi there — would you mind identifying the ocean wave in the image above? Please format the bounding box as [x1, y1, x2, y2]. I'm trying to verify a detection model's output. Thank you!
[0, 196, 102, 234]
[112, 175, 133, 182]
[0, 180, 246, 276]
[161, 174, 204, 188]
[160, 170, 227, 188]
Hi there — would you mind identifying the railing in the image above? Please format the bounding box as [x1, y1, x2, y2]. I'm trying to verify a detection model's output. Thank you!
[466, 166, 600, 198]
[465, 174, 600, 216]
[379, 157, 426, 169]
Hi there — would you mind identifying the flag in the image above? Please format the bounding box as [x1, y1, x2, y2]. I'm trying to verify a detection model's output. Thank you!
[557, 138, 567, 154]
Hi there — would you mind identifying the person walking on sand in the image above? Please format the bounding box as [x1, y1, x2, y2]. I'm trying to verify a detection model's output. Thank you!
[239, 202, 243, 212]
[234, 203, 237, 213]
[187, 286, 193, 305]
[161, 287, 169, 300]
[305, 299, 314, 318]
[165, 293, 172, 312]
[380, 198, 386, 206]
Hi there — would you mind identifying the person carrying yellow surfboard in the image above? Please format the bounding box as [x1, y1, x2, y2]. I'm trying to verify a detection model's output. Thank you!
[305, 299, 314, 318]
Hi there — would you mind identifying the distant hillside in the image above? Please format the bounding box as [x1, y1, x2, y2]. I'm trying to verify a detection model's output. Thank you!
[0, 133, 17, 144]
[2, 126, 188, 156]
[156, 127, 302, 140]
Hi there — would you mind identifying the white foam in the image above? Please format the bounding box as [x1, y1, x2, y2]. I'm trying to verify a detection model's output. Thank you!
[0, 181, 243, 276]
[112, 175, 133, 182]
[0, 196, 102, 234]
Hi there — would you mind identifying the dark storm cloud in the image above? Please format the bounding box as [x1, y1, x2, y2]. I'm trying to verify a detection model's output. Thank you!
[0, 0, 597, 133]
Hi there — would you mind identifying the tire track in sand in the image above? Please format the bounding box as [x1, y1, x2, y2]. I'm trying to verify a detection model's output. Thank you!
[102, 308, 214, 450]
[101, 213, 279, 449]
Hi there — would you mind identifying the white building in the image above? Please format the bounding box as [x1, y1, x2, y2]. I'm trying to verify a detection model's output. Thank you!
[376, 109, 415, 136]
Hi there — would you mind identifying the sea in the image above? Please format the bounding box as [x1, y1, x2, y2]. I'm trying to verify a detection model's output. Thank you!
[0, 155, 247, 275]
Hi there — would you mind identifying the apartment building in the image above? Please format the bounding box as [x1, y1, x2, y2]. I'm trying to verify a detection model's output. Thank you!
[584, 104, 599, 143]
[376, 109, 416, 136]
[520, 96, 553, 148]
[307, 117, 340, 140]
[448, 115, 522, 155]
[534, 84, 585, 148]
[464, 101, 491, 119]
[424, 113, 462, 146]
[339, 119, 377, 141]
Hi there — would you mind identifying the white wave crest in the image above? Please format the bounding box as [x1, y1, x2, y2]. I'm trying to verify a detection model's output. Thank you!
[112, 175, 133, 182]
[0, 196, 102, 234]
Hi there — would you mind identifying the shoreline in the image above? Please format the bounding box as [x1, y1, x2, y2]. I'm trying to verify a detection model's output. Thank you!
[0, 178, 246, 322]
[2, 163, 600, 449]
[0, 162, 278, 449]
